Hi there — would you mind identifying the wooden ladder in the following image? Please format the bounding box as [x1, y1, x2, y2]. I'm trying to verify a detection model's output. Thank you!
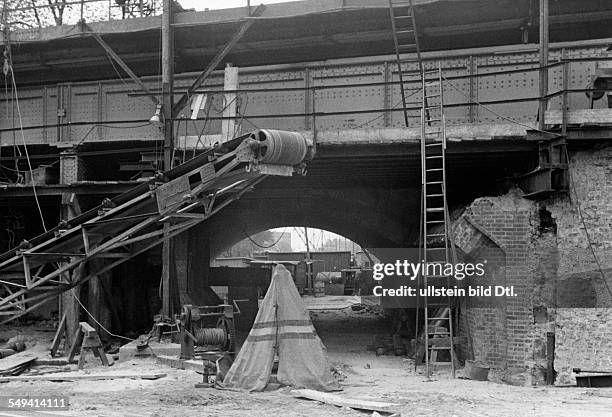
[388, 0, 430, 127]
[417, 64, 456, 379]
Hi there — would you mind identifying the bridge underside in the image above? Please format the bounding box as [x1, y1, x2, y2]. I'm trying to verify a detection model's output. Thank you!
[204, 140, 535, 255]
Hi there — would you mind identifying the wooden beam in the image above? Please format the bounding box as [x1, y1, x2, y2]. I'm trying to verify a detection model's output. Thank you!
[171, 4, 266, 117]
[50, 313, 67, 357]
[0, 373, 167, 383]
[291, 389, 400, 413]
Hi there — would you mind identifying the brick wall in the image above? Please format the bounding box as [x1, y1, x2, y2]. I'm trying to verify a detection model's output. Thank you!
[452, 190, 538, 381]
[59, 150, 85, 184]
[546, 145, 612, 384]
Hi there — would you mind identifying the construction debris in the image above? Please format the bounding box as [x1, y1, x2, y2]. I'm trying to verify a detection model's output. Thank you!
[5, 335, 26, 352]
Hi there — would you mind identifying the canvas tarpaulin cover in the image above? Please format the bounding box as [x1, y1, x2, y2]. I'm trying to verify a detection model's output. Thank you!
[223, 264, 340, 392]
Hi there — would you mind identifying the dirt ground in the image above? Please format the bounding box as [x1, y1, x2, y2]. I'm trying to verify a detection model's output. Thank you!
[1, 306, 611, 417]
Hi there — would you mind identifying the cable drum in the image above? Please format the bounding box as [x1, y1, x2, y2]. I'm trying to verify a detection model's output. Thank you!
[194, 327, 227, 347]
[250, 129, 309, 166]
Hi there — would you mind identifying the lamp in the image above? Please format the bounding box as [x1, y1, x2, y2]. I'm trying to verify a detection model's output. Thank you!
[150, 104, 163, 126]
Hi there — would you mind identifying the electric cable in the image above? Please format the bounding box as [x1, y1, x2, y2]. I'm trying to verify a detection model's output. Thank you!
[242, 229, 287, 249]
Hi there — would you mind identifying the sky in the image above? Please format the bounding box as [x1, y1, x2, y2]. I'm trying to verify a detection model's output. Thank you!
[178, 0, 300, 11]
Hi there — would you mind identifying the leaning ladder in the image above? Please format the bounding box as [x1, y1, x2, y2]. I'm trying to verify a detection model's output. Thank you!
[388, 0, 456, 378]
[419, 64, 456, 378]
[388, 0, 429, 127]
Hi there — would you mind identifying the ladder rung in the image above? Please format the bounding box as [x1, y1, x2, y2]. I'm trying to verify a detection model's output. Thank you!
[426, 168, 444, 172]
[427, 220, 445, 224]
[426, 193, 444, 197]
[426, 207, 444, 212]
[394, 15, 413, 19]
[427, 233, 446, 237]
[396, 30, 415, 36]
[428, 316, 451, 320]
[428, 332, 450, 336]
[425, 155, 443, 159]
[398, 44, 417, 50]
[425, 143, 443, 148]
[425, 181, 443, 185]
[426, 247, 447, 251]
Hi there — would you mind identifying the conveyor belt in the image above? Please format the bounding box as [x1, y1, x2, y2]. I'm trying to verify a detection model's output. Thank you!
[0, 129, 313, 324]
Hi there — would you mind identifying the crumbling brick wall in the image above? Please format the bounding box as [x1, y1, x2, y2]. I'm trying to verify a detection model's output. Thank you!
[545, 145, 612, 384]
[453, 145, 612, 386]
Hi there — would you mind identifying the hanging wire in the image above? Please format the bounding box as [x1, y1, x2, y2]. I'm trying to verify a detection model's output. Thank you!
[242, 228, 287, 249]
[8, 63, 47, 231]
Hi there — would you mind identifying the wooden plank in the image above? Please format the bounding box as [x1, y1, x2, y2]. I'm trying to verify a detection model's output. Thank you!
[290, 389, 400, 413]
[156, 355, 204, 374]
[79, 322, 96, 336]
[0, 373, 167, 383]
[50, 312, 67, 357]
[68, 327, 83, 362]
[0, 355, 37, 376]
[33, 358, 77, 366]
[545, 109, 612, 125]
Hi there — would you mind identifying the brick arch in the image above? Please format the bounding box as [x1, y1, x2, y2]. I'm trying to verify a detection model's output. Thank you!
[200, 185, 421, 258]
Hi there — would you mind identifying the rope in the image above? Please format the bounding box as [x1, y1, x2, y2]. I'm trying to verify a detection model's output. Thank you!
[194, 327, 227, 346]
[70, 288, 135, 342]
